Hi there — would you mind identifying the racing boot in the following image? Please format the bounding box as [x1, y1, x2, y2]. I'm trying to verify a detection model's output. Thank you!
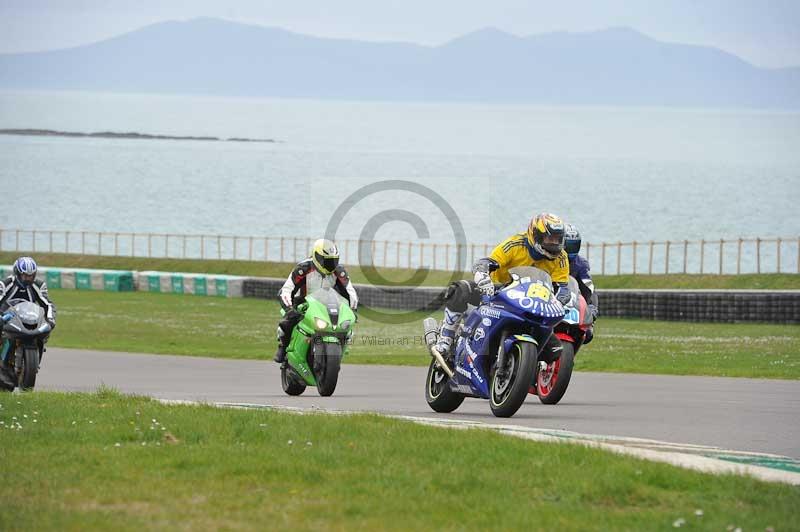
[0, 362, 15, 391]
[429, 309, 460, 377]
[539, 332, 563, 364]
[273, 345, 287, 364]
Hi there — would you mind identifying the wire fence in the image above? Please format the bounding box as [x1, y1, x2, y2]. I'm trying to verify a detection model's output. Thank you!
[0, 228, 798, 275]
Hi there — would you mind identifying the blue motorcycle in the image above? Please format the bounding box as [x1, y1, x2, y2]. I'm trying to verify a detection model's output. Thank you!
[424, 267, 565, 418]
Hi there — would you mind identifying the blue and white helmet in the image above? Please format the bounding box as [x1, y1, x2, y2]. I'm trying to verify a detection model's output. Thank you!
[564, 224, 581, 259]
[13, 256, 38, 286]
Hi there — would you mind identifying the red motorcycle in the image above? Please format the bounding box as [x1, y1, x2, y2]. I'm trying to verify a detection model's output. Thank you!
[531, 277, 593, 404]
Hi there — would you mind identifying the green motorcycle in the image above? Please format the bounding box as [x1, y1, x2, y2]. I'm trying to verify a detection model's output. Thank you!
[280, 286, 356, 397]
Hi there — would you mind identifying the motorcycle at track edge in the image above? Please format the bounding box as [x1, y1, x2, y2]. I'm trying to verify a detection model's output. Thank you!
[279, 286, 356, 397]
[423, 267, 565, 418]
[532, 276, 593, 404]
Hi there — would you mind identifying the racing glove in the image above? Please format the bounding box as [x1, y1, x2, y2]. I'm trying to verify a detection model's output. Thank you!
[474, 270, 495, 296]
[284, 307, 302, 322]
[588, 304, 598, 322]
[584, 326, 594, 345]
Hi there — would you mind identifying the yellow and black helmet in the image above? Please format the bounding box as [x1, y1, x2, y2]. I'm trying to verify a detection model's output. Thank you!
[311, 239, 340, 274]
[527, 213, 566, 259]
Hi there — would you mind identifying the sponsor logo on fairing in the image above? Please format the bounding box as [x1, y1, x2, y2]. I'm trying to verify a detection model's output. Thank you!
[479, 307, 501, 319]
[474, 328, 485, 341]
[456, 366, 472, 379]
[482, 318, 492, 327]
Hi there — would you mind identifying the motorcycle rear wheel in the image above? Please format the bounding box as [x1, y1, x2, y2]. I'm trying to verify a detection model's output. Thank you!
[425, 359, 464, 413]
[536, 341, 575, 405]
[281, 365, 306, 396]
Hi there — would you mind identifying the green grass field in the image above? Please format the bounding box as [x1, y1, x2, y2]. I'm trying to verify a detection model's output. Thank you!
[47, 289, 800, 379]
[3, 251, 799, 289]
[1, 390, 796, 531]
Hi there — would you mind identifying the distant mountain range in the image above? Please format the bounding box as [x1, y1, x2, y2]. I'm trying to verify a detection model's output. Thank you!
[1, 17, 798, 108]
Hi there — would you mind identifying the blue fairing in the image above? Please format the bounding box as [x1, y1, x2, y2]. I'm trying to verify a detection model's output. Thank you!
[450, 276, 565, 399]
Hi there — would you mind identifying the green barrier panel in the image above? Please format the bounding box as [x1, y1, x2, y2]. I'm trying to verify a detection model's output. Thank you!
[215, 278, 228, 297]
[46, 270, 62, 289]
[148, 275, 161, 292]
[171, 275, 184, 294]
[194, 277, 207, 296]
[103, 272, 134, 292]
[76, 272, 92, 290]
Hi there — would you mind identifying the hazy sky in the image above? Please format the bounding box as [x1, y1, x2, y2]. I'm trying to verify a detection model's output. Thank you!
[2, 0, 799, 68]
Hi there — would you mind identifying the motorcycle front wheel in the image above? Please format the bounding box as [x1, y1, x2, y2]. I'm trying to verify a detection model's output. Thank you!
[490, 341, 536, 418]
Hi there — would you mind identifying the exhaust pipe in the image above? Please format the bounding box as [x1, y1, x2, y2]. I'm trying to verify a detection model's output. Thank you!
[423, 318, 454, 378]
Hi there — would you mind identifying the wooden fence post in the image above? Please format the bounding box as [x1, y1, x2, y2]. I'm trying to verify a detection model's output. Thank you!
[419, 243, 424, 267]
[665, 240, 670, 274]
[777, 238, 781, 273]
[280, 237, 284, 262]
[616, 241, 622, 274]
[601, 243, 606, 275]
[407, 242, 412, 269]
[264, 237, 269, 261]
[683, 240, 688, 273]
[756, 237, 761, 273]
[700, 239, 705, 274]
[648, 241, 653, 275]
[49, 230, 53, 252]
[445, 243, 450, 271]
[737, 238, 742, 275]
[396, 241, 400, 269]
[433, 244, 438, 270]
[632, 241, 637, 274]
[66, 231, 70, 254]
[32, 230, 37, 252]
[114, 233, 119, 256]
[718, 239, 724, 274]
[248, 236, 253, 261]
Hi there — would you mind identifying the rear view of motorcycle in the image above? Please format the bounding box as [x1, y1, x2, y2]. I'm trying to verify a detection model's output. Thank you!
[533, 277, 593, 404]
[1, 298, 53, 391]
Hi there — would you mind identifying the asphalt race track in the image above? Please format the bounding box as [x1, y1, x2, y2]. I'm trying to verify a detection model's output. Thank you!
[37, 347, 800, 459]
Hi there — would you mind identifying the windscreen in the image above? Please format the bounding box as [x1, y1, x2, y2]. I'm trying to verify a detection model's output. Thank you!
[507, 266, 553, 287]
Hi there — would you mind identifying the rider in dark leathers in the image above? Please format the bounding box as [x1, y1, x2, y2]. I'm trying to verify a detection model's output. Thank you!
[273, 239, 358, 363]
[564, 224, 598, 343]
[0, 257, 56, 387]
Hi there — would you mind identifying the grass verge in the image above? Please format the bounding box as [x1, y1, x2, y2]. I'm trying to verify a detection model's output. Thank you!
[1, 390, 797, 531]
[47, 290, 800, 379]
[2, 251, 798, 289]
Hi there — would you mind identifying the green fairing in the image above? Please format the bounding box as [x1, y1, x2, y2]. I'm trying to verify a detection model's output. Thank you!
[284, 288, 356, 386]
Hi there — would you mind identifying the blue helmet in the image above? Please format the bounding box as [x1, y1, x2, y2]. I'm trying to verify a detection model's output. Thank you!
[13, 256, 37, 287]
[564, 224, 581, 259]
